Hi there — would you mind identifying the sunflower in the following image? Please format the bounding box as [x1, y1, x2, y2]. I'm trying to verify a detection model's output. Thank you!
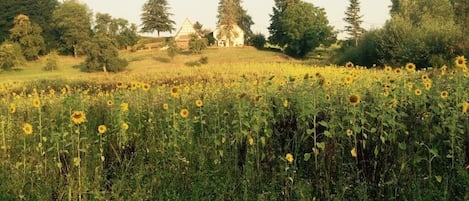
[162, 103, 169, 110]
[142, 83, 150, 91]
[248, 137, 254, 145]
[325, 94, 331, 101]
[116, 82, 126, 89]
[344, 75, 353, 84]
[405, 63, 416, 72]
[440, 91, 449, 99]
[415, 89, 422, 96]
[285, 153, 294, 163]
[23, 123, 33, 135]
[384, 66, 392, 73]
[180, 109, 189, 118]
[462, 101, 469, 113]
[171, 87, 179, 97]
[283, 99, 289, 107]
[106, 100, 113, 106]
[351, 148, 357, 158]
[98, 125, 107, 134]
[455, 56, 467, 68]
[345, 62, 354, 68]
[121, 122, 129, 130]
[421, 74, 430, 82]
[9, 103, 16, 114]
[71, 111, 86, 125]
[424, 82, 432, 90]
[346, 129, 353, 137]
[394, 68, 403, 75]
[195, 99, 203, 107]
[349, 94, 361, 106]
[120, 103, 129, 112]
[32, 98, 41, 108]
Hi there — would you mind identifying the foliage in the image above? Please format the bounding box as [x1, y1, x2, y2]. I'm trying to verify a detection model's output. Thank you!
[83, 34, 128, 72]
[0, 61, 468, 200]
[269, 0, 336, 58]
[217, 0, 241, 47]
[0, 41, 25, 70]
[94, 13, 139, 49]
[343, 0, 365, 47]
[164, 37, 179, 59]
[333, 29, 381, 67]
[53, 0, 92, 58]
[249, 33, 267, 49]
[9, 14, 45, 61]
[140, 0, 175, 37]
[188, 34, 207, 54]
[0, 0, 58, 50]
[43, 51, 59, 71]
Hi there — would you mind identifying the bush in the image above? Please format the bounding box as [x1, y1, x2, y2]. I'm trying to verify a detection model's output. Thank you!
[0, 41, 25, 70]
[188, 34, 207, 54]
[249, 33, 266, 49]
[43, 51, 59, 71]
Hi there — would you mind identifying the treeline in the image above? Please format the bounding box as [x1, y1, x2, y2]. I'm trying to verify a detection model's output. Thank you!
[335, 0, 469, 68]
[0, 0, 138, 72]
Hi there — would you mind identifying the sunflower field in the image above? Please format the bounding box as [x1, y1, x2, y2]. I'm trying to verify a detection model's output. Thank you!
[0, 58, 468, 200]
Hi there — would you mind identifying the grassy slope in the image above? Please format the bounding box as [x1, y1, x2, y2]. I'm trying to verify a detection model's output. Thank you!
[0, 47, 293, 83]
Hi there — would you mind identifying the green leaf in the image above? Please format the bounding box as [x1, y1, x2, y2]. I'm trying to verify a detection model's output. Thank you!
[316, 142, 325, 150]
[319, 121, 328, 128]
[304, 153, 311, 161]
[429, 148, 439, 157]
[398, 142, 406, 150]
[324, 130, 332, 138]
[435, 175, 442, 183]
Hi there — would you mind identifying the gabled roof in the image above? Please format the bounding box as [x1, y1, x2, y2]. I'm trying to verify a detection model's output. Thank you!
[174, 18, 199, 41]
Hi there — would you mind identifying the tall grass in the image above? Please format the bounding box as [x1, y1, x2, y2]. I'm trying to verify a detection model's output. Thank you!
[0, 62, 468, 200]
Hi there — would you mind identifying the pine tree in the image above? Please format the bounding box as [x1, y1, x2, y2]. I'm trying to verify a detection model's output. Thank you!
[343, 0, 364, 47]
[140, 0, 175, 37]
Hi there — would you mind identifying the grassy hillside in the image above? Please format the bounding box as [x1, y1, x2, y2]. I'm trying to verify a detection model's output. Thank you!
[0, 47, 293, 82]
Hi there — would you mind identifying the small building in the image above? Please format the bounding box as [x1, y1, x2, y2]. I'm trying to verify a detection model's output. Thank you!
[174, 18, 200, 48]
[213, 24, 244, 47]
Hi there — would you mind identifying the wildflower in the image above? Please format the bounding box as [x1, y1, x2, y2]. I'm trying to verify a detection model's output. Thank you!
[121, 122, 129, 130]
[120, 103, 128, 112]
[180, 109, 189, 118]
[32, 98, 41, 108]
[142, 83, 150, 91]
[424, 82, 432, 90]
[415, 89, 422, 96]
[349, 94, 361, 106]
[440, 91, 449, 99]
[285, 153, 294, 163]
[162, 103, 169, 110]
[462, 101, 469, 113]
[351, 148, 357, 158]
[23, 123, 33, 135]
[455, 56, 467, 68]
[345, 62, 354, 68]
[405, 63, 416, 72]
[71, 111, 86, 125]
[9, 103, 16, 114]
[346, 129, 353, 137]
[98, 125, 107, 134]
[195, 99, 203, 107]
[283, 99, 289, 107]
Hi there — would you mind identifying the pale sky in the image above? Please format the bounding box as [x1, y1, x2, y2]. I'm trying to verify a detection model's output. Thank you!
[79, 0, 391, 38]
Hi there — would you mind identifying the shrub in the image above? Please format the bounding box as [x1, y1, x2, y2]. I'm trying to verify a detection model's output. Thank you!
[43, 51, 59, 71]
[188, 34, 207, 54]
[0, 41, 25, 70]
[249, 33, 266, 49]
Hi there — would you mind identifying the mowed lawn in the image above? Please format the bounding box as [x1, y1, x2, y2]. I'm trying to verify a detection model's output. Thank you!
[0, 46, 293, 82]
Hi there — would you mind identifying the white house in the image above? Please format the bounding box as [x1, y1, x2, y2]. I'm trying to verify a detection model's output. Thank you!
[213, 24, 244, 47]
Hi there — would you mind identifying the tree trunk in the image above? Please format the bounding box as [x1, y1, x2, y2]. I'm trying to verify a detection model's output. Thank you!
[73, 44, 78, 58]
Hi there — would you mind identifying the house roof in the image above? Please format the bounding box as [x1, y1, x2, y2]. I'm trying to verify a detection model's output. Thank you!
[174, 18, 199, 41]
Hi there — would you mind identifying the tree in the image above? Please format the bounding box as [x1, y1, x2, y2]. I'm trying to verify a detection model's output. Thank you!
[188, 34, 207, 54]
[53, 0, 92, 58]
[269, 0, 336, 58]
[83, 34, 128, 72]
[0, 0, 58, 50]
[94, 13, 139, 49]
[0, 41, 25, 70]
[250, 33, 266, 49]
[9, 14, 45, 60]
[451, 0, 469, 55]
[140, 0, 175, 37]
[343, 0, 365, 47]
[217, 0, 253, 45]
[164, 37, 178, 60]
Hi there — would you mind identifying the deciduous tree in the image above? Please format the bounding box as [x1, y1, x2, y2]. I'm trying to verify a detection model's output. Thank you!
[9, 14, 45, 60]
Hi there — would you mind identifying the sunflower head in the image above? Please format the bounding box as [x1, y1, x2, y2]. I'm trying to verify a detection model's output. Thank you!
[285, 153, 294, 163]
[455, 56, 467, 68]
[345, 62, 354, 68]
[384, 66, 392, 73]
[180, 109, 189, 118]
[121, 122, 129, 131]
[462, 101, 469, 113]
[98, 125, 107, 134]
[23, 123, 33, 135]
[405, 63, 416, 72]
[32, 98, 41, 108]
[120, 103, 129, 112]
[171, 87, 179, 97]
[344, 75, 353, 84]
[9, 103, 16, 114]
[415, 89, 422, 96]
[440, 91, 449, 99]
[195, 99, 203, 107]
[142, 83, 150, 91]
[349, 94, 361, 106]
[162, 103, 169, 110]
[71, 111, 86, 125]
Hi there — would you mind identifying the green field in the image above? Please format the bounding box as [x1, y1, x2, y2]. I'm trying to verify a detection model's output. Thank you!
[0, 48, 468, 200]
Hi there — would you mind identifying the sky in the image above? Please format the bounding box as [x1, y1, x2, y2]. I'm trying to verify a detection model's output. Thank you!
[79, 0, 392, 39]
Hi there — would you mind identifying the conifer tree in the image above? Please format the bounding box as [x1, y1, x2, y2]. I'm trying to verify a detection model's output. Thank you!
[140, 0, 175, 37]
[343, 0, 364, 47]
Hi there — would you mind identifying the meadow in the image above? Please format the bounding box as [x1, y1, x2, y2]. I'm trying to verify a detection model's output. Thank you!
[0, 48, 468, 200]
